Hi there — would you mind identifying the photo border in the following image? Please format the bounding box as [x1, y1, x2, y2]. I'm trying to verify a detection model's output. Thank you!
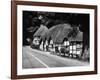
[11, 1, 97, 79]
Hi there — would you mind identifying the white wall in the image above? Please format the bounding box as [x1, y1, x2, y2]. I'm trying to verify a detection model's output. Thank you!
[0, 0, 99, 80]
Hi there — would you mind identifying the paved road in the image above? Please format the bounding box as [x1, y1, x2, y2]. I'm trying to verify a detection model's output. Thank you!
[22, 46, 89, 69]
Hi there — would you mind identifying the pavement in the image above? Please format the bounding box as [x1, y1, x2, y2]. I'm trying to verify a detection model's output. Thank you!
[22, 46, 89, 69]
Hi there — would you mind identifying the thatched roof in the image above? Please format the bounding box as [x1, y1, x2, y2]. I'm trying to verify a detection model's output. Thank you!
[44, 24, 72, 42]
[68, 31, 83, 41]
[34, 25, 48, 38]
[34, 23, 83, 43]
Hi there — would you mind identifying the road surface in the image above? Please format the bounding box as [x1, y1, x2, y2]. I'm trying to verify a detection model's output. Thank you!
[22, 46, 89, 69]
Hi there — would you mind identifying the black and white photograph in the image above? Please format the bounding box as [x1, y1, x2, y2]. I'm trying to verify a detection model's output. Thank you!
[11, 1, 97, 79]
[22, 11, 90, 69]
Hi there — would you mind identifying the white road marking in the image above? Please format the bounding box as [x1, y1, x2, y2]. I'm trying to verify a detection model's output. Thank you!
[26, 51, 49, 68]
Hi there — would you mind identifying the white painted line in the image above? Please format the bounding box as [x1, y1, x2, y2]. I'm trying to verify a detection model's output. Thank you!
[27, 51, 49, 68]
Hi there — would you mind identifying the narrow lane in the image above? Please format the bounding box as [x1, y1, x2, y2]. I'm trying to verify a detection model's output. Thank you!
[22, 47, 46, 68]
[22, 46, 89, 68]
